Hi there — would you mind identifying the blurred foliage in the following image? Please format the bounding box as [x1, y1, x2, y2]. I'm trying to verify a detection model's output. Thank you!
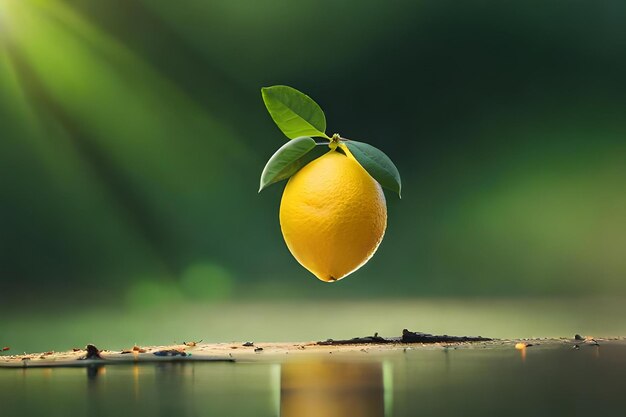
[0, 0, 625, 306]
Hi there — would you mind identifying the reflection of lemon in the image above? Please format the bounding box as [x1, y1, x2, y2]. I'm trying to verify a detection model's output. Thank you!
[279, 149, 387, 282]
[281, 360, 383, 417]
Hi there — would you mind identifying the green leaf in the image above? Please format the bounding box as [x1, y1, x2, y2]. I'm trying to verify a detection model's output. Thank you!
[259, 136, 321, 192]
[343, 140, 402, 197]
[261, 85, 329, 139]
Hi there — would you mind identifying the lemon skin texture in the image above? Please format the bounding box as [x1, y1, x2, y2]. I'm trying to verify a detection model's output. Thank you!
[279, 150, 387, 282]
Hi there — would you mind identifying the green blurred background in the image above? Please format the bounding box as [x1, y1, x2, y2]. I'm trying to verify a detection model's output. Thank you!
[1, 0, 625, 347]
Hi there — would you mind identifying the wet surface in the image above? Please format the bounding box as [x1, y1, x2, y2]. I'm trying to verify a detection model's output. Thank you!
[1, 341, 624, 417]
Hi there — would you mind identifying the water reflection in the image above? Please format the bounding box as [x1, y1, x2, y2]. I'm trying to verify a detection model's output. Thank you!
[3, 345, 626, 417]
[86, 364, 106, 381]
[78, 358, 389, 417]
[281, 360, 385, 417]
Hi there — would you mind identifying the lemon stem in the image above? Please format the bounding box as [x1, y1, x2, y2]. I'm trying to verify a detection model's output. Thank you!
[329, 133, 341, 151]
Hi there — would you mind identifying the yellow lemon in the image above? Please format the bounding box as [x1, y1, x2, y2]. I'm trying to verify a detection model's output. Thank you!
[279, 149, 387, 282]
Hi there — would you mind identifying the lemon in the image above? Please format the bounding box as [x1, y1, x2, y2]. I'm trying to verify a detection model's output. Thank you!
[279, 148, 387, 282]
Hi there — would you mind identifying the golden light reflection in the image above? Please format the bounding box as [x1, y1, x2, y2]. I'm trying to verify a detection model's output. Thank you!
[515, 343, 527, 362]
[281, 360, 385, 417]
[133, 364, 140, 399]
